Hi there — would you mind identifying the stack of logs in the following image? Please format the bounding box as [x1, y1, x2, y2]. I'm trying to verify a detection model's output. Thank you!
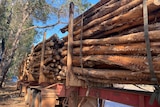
[19, 34, 65, 84]
[61, 0, 160, 84]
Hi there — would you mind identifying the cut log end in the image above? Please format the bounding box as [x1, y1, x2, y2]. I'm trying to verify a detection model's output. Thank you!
[154, 0, 160, 5]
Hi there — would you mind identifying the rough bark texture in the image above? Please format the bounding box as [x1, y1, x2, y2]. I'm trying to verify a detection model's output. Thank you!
[18, 0, 160, 85]
[62, 42, 160, 56]
[18, 34, 64, 84]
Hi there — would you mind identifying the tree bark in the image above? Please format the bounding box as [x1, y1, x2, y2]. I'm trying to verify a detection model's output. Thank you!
[61, 0, 112, 33]
[0, 60, 12, 88]
[34, 41, 54, 52]
[0, 2, 32, 87]
[64, 30, 160, 47]
[63, 0, 160, 41]
[62, 55, 160, 71]
[73, 9, 160, 41]
[77, 75, 159, 84]
[62, 0, 142, 35]
[73, 67, 160, 81]
[62, 42, 160, 56]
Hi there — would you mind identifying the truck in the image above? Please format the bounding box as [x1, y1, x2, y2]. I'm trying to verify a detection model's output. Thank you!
[17, 0, 160, 107]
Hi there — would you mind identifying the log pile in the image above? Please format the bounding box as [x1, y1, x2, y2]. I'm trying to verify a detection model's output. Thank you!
[61, 0, 160, 84]
[19, 34, 65, 84]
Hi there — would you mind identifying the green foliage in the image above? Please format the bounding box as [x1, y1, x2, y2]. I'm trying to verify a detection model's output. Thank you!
[50, 0, 91, 18]
[29, 0, 50, 22]
[0, 0, 91, 77]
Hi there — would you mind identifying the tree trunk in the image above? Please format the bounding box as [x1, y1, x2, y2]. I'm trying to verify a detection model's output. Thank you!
[0, 59, 12, 88]
[0, 2, 31, 87]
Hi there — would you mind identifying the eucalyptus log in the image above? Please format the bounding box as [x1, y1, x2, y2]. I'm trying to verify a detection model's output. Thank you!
[64, 30, 160, 47]
[63, 0, 159, 41]
[54, 54, 61, 60]
[43, 66, 54, 71]
[44, 57, 53, 65]
[48, 63, 55, 68]
[33, 50, 55, 56]
[72, 67, 160, 81]
[93, 11, 160, 39]
[73, 0, 132, 32]
[83, 55, 160, 71]
[56, 76, 66, 80]
[63, 55, 160, 71]
[51, 68, 60, 73]
[34, 34, 58, 48]
[33, 54, 53, 61]
[62, 42, 160, 56]
[73, 9, 160, 41]
[118, 23, 160, 36]
[31, 62, 40, 68]
[34, 41, 54, 52]
[59, 70, 66, 77]
[62, 0, 142, 35]
[61, 0, 113, 33]
[77, 75, 159, 84]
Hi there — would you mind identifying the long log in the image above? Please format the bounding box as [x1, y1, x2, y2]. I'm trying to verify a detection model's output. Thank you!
[62, 42, 160, 56]
[34, 34, 58, 50]
[64, 30, 160, 47]
[62, 56, 128, 68]
[62, 0, 142, 36]
[61, 0, 113, 33]
[34, 41, 54, 52]
[73, 7, 160, 40]
[62, 55, 160, 71]
[43, 66, 55, 71]
[73, 0, 132, 32]
[63, 0, 159, 41]
[77, 75, 159, 84]
[118, 23, 160, 36]
[93, 11, 160, 39]
[33, 50, 56, 56]
[31, 62, 40, 68]
[44, 57, 53, 65]
[84, 55, 160, 71]
[72, 67, 160, 81]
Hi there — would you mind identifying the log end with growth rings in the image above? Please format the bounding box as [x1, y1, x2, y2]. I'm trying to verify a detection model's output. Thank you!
[154, 0, 160, 5]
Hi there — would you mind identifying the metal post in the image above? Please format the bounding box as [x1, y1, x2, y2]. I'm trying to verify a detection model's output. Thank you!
[67, 2, 74, 86]
[67, 2, 83, 86]
[39, 32, 46, 84]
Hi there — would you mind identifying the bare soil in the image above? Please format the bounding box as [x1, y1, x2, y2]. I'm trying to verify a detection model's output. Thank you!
[0, 81, 25, 107]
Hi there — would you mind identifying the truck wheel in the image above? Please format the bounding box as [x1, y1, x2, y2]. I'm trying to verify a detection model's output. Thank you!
[34, 92, 41, 107]
[25, 88, 31, 105]
[18, 84, 22, 97]
[30, 89, 38, 107]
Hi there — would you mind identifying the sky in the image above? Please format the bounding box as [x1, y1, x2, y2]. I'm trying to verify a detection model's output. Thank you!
[33, 0, 99, 44]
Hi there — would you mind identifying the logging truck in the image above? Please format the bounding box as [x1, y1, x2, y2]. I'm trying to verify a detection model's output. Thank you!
[18, 0, 160, 107]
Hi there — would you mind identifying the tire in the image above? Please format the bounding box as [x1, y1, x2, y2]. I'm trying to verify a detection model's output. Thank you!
[25, 88, 31, 105]
[30, 89, 38, 107]
[34, 92, 41, 107]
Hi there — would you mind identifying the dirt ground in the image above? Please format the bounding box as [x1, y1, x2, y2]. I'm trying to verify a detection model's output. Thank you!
[0, 81, 26, 107]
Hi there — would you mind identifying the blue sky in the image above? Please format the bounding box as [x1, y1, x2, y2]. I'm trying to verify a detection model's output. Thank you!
[33, 0, 99, 44]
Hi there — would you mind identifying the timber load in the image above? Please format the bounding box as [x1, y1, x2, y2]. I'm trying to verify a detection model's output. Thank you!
[18, 34, 65, 84]
[61, 0, 160, 84]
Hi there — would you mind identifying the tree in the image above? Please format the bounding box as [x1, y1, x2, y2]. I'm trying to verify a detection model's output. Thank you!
[0, 0, 91, 87]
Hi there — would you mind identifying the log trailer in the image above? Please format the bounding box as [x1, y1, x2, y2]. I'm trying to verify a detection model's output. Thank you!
[18, 0, 160, 107]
